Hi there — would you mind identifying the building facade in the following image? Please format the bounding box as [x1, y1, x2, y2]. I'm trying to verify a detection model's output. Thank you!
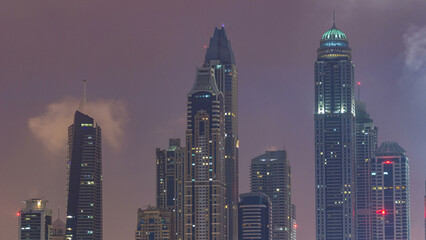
[184, 66, 227, 240]
[135, 207, 175, 240]
[371, 142, 410, 240]
[156, 138, 185, 239]
[238, 192, 272, 240]
[355, 101, 378, 240]
[18, 199, 52, 240]
[250, 150, 293, 240]
[204, 26, 239, 240]
[314, 19, 356, 240]
[65, 111, 102, 240]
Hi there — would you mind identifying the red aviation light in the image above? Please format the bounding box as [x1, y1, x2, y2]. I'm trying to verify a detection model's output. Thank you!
[357, 82, 361, 86]
[376, 209, 387, 215]
[294, 224, 298, 229]
[17, 212, 20, 216]
[384, 160, 393, 164]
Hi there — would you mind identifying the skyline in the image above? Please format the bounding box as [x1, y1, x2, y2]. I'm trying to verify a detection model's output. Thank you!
[1, 1, 426, 240]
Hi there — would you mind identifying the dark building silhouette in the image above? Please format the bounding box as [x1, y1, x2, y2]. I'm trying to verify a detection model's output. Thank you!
[205, 26, 239, 240]
[156, 138, 185, 239]
[18, 199, 52, 240]
[355, 101, 378, 240]
[250, 150, 293, 240]
[314, 17, 356, 240]
[65, 111, 102, 240]
[371, 142, 410, 239]
[184, 65, 227, 239]
[238, 192, 272, 240]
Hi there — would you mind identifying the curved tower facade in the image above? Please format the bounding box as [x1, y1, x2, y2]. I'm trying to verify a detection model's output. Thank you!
[314, 20, 356, 240]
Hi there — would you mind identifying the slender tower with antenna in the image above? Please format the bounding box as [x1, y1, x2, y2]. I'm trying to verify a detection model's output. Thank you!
[66, 82, 103, 240]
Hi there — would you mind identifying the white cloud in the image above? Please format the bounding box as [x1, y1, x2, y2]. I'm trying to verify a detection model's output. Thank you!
[28, 97, 128, 154]
[403, 25, 426, 71]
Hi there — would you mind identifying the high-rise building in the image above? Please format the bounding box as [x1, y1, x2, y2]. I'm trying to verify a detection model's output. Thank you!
[205, 26, 239, 240]
[65, 111, 102, 240]
[184, 65, 227, 240]
[314, 18, 356, 240]
[18, 199, 52, 240]
[371, 142, 410, 240]
[156, 138, 185, 239]
[238, 192, 272, 240]
[250, 150, 293, 240]
[135, 207, 175, 240]
[355, 101, 378, 240]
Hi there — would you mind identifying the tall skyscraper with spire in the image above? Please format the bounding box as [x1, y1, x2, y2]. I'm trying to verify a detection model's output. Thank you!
[355, 101, 378, 240]
[314, 16, 356, 240]
[65, 89, 102, 240]
[184, 65, 226, 240]
[204, 26, 239, 240]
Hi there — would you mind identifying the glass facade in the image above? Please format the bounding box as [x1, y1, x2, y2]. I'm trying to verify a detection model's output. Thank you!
[65, 111, 102, 240]
[250, 150, 293, 240]
[371, 142, 410, 240]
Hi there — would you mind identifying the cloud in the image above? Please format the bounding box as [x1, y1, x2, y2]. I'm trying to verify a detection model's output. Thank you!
[28, 97, 128, 154]
[403, 25, 426, 72]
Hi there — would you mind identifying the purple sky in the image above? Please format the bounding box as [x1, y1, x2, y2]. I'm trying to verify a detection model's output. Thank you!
[1, 1, 425, 239]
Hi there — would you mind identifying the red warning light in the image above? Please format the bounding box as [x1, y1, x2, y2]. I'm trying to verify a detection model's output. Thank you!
[294, 224, 298, 229]
[203, 44, 207, 49]
[376, 209, 387, 215]
[17, 212, 20, 216]
[357, 82, 361, 86]
[384, 160, 393, 164]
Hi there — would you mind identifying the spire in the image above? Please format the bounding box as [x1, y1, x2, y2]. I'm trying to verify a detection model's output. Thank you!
[78, 80, 88, 112]
[83, 79, 87, 105]
[332, 10, 336, 27]
[204, 26, 235, 64]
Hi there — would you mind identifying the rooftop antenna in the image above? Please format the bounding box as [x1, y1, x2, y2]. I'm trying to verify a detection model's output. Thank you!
[79, 80, 87, 111]
[357, 82, 361, 101]
[203, 43, 208, 65]
[83, 79, 87, 104]
[332, 10, 336, 27]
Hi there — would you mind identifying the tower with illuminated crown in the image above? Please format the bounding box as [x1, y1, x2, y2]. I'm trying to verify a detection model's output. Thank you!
[204, 26, 239, 240]
[65, 87, 102, 240]
[370, 142, 410, 240]
[314, 16, 356, 240]
[184, 65, 227, 240]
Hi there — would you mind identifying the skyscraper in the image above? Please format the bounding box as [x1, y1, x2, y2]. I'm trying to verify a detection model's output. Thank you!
[156, 138, 185, 239]
[18, 199, 52, 240]
[205, 26, 239, 240]
[135, 207, 175, 240]
[371, 142, 410, 240]
[184, 65, 226, 240]
[250, 150, 293, 240]
[355, 101, 378, 240]
[238, 192, 272, 240]
[65, 111, 102, 240]
[314, 18, 356, 240]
